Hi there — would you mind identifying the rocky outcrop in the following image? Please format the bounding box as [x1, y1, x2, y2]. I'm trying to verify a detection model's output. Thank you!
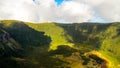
[0, 33, 10, 43]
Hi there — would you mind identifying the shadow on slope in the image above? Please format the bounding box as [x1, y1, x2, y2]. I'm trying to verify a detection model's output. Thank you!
[0, 28, 22, 57]
[0, 21, 52, 68]
[0, 21, 52, 47]
[55, 23, 112, 49]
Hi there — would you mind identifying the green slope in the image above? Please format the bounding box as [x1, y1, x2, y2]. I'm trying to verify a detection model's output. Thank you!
[26, 23, 74, 50]
[0, 20, 120, 68]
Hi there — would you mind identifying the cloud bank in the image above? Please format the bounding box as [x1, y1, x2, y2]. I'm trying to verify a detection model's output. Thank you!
[0, 0, 120, 23]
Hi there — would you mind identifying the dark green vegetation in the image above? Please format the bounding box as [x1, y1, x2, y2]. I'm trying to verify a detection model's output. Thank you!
[0, 20, 120, 68]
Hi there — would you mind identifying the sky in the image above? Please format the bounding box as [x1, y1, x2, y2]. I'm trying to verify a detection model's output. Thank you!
[0, 0, 120, 23]
[55, 0, 64, 6]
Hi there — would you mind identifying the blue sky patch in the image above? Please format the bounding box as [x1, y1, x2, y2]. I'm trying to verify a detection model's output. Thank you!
[55, 0, 72, 6]
[55, 0, 64, 6]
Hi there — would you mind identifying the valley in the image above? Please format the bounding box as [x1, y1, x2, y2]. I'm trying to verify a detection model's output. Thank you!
[0, 20, 120, 68]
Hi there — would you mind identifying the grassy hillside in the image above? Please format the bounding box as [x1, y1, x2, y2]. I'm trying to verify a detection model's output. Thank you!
[26, 23, 74, 50]
[0, 20, 120, 68]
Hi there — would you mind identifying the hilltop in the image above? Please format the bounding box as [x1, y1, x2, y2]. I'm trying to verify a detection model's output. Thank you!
[0, 20, 120, 68]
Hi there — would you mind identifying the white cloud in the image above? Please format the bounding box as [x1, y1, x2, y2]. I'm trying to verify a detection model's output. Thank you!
[75, 0, 104, 6]
[0, 0, 38, 22]
[35, 0, 59, 22]
[96, 0, 120, 22]
[59, 1, 94, 23]
[0, 0, 93, 23]
[75, 0, 120, 22]
[0, 0, 120, 23]
[34, 0, 93, 23]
